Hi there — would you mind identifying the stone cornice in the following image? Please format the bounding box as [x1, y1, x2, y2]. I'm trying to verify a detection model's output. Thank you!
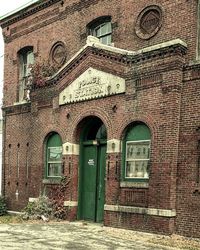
[0, 0, 60, 29]
[2, 102, 31, 116]
[34, 37, 187, 88]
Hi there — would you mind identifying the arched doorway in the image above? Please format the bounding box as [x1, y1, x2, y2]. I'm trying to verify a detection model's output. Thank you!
[78, 117, 107, 222]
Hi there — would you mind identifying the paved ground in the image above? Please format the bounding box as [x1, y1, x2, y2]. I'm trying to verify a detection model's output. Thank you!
[0, 221, 199, 250]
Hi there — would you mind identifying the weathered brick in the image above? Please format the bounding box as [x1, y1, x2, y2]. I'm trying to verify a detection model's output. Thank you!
[0, 0, 200, 238]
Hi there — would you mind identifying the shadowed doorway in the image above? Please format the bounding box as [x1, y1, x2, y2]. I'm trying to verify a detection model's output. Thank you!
[78, 117, 107, 222]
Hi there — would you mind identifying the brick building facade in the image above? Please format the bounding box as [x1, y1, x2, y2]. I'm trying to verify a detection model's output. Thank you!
[0, 0, 200, 237]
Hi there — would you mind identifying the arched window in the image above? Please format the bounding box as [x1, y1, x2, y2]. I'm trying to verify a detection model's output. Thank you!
[124, 123, 151, 180]
[18, 46, 34, 102]
[87, 16, 112, 45]
[46, 133, 62, 178]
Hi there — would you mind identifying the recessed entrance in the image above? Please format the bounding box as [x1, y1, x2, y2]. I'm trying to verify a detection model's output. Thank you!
[78, 117, 107, 223]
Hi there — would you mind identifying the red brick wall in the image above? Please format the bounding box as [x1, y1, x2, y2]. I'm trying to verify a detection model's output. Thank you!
[104, 211, 175, 235]
[1, 0, 198, 106]
[175, 74, 200, 238]
[1, 0, 200, 237]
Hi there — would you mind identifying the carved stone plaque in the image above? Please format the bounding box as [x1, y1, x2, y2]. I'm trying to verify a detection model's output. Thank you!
[135, 5, 162, 40]
[50, 41, 67, 66]
[59, 67, 125, 105]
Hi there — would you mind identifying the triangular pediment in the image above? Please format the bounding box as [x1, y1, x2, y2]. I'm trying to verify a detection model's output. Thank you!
[59, 67, 125, 105]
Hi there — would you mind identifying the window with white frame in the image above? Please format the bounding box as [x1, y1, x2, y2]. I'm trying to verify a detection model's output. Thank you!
[124, 123, 151, 180]
[46, 133, 62, 178]
[92, 22, 112, 45]
[88, 17, 112, 45]
[18, 47, 34, 102]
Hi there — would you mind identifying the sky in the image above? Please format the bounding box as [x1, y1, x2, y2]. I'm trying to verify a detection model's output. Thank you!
[0, 0, 38, 108]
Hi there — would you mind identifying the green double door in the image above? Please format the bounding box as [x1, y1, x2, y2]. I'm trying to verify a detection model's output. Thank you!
[79, 141, 106, 223]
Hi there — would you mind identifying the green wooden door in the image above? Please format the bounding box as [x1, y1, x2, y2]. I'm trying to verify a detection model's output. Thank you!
[80, 142, 106, 222]
[81, 144, 97, 221]
[96, 143, 106, 222]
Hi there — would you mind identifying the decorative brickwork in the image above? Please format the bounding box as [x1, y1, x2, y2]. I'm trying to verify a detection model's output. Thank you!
[135, 5, 162, 40]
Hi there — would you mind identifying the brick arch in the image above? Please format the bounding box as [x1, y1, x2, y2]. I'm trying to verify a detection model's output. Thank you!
[86, 15, 111, 30]
[14, 43, 37, 61]
[69, 107, 113, 143]
[118, 113, 158, 143]
[41, 128, 65, 146]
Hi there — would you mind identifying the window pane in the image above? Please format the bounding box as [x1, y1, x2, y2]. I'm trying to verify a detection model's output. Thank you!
[95, 26, 101, 37]
[126, 141, 150, 160]
[48, 147, 62, 162]
[27, 51, 34, 65]
[26, 51, 34, 75]
[101, 22, 112, 35]
[107, 22, 112, 33]
[91, 20, 112, 45]
[107, 34, 112, 44]
[100, 36, 108, 44]
[126, 160, 149, 178]
[125, 140, 150, 179]
[48, 163, 62, 177]
[101, 23, 108, 35]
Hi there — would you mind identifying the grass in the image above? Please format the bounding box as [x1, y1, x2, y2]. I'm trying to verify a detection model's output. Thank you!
[0, 214, 24, 224]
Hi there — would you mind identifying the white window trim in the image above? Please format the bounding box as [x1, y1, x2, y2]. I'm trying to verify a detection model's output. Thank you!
[125, 139, 151, 179]
[47, 146, 62, 178]
[91, 21, 112, 45]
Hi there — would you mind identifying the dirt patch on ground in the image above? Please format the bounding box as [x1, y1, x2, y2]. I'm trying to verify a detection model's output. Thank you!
[150, 234, 200, 250]
[103, 226, 200, 250]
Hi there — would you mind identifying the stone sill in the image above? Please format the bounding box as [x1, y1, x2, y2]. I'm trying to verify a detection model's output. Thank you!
[120, 181, 149, 188]
[13, 100, 30, 106]
[42, 179, 61, 185]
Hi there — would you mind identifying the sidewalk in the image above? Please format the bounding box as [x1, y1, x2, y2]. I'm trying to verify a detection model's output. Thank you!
[0, 221, 199, 250]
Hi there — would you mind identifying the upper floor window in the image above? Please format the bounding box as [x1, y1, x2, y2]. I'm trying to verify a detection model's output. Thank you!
[18, 47, 34, 102]
[88, 17, 112, 45]
[123, 123, 151, 181]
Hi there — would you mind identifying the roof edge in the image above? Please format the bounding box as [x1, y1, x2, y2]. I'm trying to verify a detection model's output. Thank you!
[0, 0, 60, 28]
[42, 36, 187, 85]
